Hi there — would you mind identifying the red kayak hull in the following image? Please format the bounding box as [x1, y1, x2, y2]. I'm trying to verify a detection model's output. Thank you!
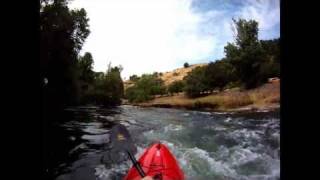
[124, 143, 185, 180]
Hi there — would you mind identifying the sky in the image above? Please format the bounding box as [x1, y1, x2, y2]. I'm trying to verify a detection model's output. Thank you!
[69, 0, 280, 80]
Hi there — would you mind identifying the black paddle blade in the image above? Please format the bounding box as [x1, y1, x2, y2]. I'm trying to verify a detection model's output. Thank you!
[110, 124, 146, 178]
[110, 124, 137, 154]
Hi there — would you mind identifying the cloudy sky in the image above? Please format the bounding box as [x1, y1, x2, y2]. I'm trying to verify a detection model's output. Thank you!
[69, 0, 280, 79]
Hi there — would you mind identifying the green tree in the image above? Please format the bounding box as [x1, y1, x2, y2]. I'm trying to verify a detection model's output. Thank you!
[260, 38, 280, 78]
[86, 65, 124, 106]
[125, 86, 151, 103]
[168, 81, 185, 95]
[136, 74, 166, 96]
[125, 74, 166, 103]
[205, 59, 236, 91]
[70, 8, 90, 53]
[86, 71, 107, 104]
[41, 0, 90, 107]
[260, 39, 280, 63]
[104, 66, 124, 105]
[129, 74, 139, 82]
[93, 72, 105, 87]
[78, 52, 94, 83]
[77, 52, 95, 103]
[234, 19, 259, 50]
[224, 18, 265, 89]
[184, 66, 208, 97]
[184, 62, 190, 68]
[150, 79, 167, 96]
[153, 72, 159, 77]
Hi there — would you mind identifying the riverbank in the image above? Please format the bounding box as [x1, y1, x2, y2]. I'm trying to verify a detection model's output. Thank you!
[125, 81, 280, 113]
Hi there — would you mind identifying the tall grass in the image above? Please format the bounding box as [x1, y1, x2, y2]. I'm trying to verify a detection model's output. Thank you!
[197, 92, 253, 109]
[139, 82, 279, 110]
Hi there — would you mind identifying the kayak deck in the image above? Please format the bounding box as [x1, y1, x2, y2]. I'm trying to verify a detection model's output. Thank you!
[124, 143, 184, 180]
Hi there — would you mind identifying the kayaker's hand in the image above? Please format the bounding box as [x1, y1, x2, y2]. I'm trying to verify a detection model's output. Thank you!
[141, 176, 153, 180]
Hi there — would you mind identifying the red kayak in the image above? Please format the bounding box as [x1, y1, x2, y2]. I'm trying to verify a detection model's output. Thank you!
[124, 143, 185, 180]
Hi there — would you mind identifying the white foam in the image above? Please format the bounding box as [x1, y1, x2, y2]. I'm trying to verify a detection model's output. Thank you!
[215, 146, 230, 159]
[199, 112, 211, 115]
[95, 165, 111, 179]
[225, 117, 232, 122]
[81, 134, 110, 144]
[214, 112, 229, 115]
[229, 147, 260, 166]
[143, 124, 184, 141]
[182, 113, 190, 117]
[257, 109, 270, 112]
[95, 161, 132, 179]
[69, 143, 88, 154]
[227, 129, 261, 143]
[82, 126, 109, 134]
[227, 145, 280, 178]
[159, 140, 279, 179]
[164, 124, 184, 132]
[156, 140, 237, 178]
[215, 126, 227, 131]
[120, 121, 130, 127]
[128, 119, 137, 124]
[181, 147, 237, 178]
[69, 136, 76, 141]
[135, 146, 146, 159]
[97, 115, 109, 120]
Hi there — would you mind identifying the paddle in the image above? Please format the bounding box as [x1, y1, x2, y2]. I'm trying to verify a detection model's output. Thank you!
[110, 124, 146, 178]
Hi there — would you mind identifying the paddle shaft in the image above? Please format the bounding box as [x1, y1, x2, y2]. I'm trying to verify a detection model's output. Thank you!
[127, 151, 146, 178]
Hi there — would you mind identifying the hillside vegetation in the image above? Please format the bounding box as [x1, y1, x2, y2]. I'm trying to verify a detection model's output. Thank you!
[124, 63, 206, 90]
[133, 80, 279, 112]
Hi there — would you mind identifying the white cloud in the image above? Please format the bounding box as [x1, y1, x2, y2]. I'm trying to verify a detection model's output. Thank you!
[69, 0, 279, 79]
[238, 0, 280, 39]
[69, 0, 219, 79]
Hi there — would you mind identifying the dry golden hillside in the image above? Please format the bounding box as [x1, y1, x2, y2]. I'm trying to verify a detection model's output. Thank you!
[123, 63, 207, 90]
[160, 63, 207, 86]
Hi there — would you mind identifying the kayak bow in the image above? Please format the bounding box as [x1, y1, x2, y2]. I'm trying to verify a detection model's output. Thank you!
[124, 143, 185, 180]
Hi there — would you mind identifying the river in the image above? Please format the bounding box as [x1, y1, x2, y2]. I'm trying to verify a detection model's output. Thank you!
[44, 105, 280, 180]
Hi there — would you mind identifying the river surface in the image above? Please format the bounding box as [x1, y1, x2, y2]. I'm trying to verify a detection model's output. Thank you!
[44, 105, 280, 180]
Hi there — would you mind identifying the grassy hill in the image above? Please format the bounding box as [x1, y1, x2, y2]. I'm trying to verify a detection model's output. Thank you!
[123, 63, 207, 90]
[159, 63, 207, 86]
